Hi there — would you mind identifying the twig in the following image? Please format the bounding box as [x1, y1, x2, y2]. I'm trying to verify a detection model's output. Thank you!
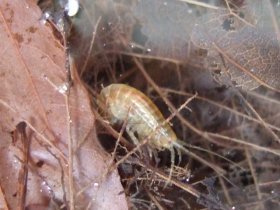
[179, 0, 220, 10]
[80, 16, 102, 76]
[16, 122, 29, 210]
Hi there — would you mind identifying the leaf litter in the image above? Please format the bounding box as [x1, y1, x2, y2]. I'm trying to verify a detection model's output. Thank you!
[1, 0, 280, 209]
[67, 0, 280, 209]
[0, 0, 127, 209]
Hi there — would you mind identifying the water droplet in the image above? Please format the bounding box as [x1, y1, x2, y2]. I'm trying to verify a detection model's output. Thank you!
[163, 2, 167, 6]
[56, 18, 65, 32]
[46, 185, 52, 193]
[146, 48, 151, 52]
[57, 83, 68, 94]
[40, 12, 50, 25]
[231, 206, 236, 210]
[188, 9, 192, 14]
[94, 182, 99, 188]
[40, 19, 47, 25]
[44, 12, 50, 19]
[66, 0, 79, 17]
[250, 68, 255, 72]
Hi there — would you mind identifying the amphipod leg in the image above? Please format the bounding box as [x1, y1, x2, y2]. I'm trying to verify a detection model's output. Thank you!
[146, 146, 160, 166]
[126, 126, 140, 145]
[176, 146, 182, 166]
[165, 146, 175, 187]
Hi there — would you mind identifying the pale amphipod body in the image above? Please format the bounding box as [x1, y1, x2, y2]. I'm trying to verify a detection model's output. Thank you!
[98, 84, 225, 176]
[98, 84, 177, 151]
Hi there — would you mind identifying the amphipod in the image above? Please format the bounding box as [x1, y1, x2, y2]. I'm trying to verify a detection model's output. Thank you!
[98, 84, 225, 178]
[98, 83, 179, 175]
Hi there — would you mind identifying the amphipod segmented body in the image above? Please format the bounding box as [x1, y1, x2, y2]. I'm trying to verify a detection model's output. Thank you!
[98, 84, 225, 176]
[98, 84, 178, 172]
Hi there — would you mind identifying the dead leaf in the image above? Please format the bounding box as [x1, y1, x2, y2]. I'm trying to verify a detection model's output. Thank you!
[191, 0, 280, 91]
[0, 0, 127, 209]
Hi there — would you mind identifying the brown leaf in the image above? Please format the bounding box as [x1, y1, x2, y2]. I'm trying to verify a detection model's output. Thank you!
[191, 0, 280, 91]
[0, 0, 127, 209]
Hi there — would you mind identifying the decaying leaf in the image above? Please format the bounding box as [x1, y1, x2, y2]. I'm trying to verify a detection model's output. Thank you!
[0, 0, 127, 209]
[191, 0, 280, 90]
